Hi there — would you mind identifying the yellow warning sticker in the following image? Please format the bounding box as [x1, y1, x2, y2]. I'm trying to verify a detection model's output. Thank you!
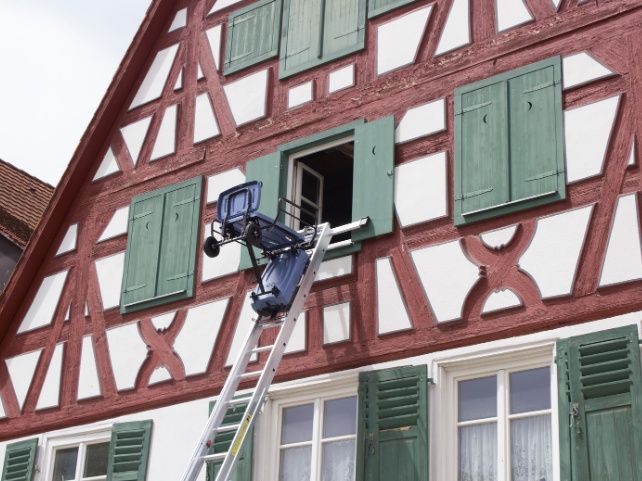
[230, 414, 252, 456]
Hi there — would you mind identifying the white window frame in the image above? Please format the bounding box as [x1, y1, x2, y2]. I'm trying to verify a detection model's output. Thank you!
[40, 425, 111, 481]
[433, 344, 560, 481]
[264, 378, 358, 481]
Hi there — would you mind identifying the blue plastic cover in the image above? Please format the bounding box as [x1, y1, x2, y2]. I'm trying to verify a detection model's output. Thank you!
[217, 181, 262, 225]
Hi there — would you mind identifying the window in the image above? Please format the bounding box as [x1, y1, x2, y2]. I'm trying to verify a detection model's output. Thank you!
[51, 440, 110, 481]
[120, 177, 202, 314]
[279, 0, 366, 78]
[240, 117, 394, 269]
[454, 57, 566, 225]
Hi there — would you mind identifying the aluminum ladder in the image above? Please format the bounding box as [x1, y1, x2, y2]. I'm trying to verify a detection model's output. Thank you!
[179, 219, 366, 481]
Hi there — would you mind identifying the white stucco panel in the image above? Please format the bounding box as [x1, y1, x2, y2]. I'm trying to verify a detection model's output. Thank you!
[480, 225, 518, 249]
[106, 322, 148, 391]
[482, 289, 522, 314]
[394, 152, 448, 227]
[56, 223, 78, 256]
[93, 147, 120, 181]
[175, 69, 183, 90]
[224, 69, 268, 126]
[5, 349, 42, 411]
[288, 81, 314, 109]
[519, 205, 593, 298]
[285, 312, 307, 354]
[36, 342, 64, 410]
[150, 104, 177, 160]
[323, 302, 351, 344]
[194, 93, 220, 143]
[78, 335, 101, 400]
[169, 8, 187, 32]
[206, 25, 222, 70]
[599, 194, 642, 287]
[151, 311, 176, 331]
[98, 206, 130, 242]
[435, 0, 470, 55]
[565, 95, 620, 183]
[226, 293, 259, 366]
[395, 98, 446, 144]
[130, 44, 179, 109]
[563, 52, 614, 90]
[328, 64, 354, 93]
[412, 240, 479, 322]
[121, 116, 152, 166]
[18, 269, 69, 334]
[149, 367, 173, 385]
[376, 257, 412, 335]
[174, 298, 229, 376]
[202, 227, 241, 282]
[95, 252, 125, 310]
[315, 256, 353, 281]
[496, 0, 533, 32]
[376, 5, 432, 75]
[210, 0, 244, 13]
[628, 140, 636, 166]
[207, 169, 245, 204]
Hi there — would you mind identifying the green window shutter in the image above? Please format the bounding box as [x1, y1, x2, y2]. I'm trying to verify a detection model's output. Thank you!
[224, 0, 282, 75]
[106, 420, 153, 481]
[508, 59, 565, 202]
[356, 365, 428, 481]
[367, 0, 417, 18]
[239, 152, 287, 270]
[323, 0, 366, 58]
[121, 193, 164, 309]
[1, 439, 38, 481]
[206, 401, 253, 481]
[156, 178, 202, 299]
[279, 0, 323, 77]
[454, 82, 510, 224]
[352, 115, 395, 242]
[556, 325, 642, 481]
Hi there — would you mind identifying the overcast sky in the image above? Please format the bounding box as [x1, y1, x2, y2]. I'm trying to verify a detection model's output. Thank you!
[0, 0, 152, 186]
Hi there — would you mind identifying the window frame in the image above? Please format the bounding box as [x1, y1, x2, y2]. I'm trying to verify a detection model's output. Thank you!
[435, 345, 561, 481]
[453, 56, 566, 226]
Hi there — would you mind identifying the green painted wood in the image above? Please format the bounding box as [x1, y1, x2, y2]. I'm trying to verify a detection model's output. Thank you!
[206, 401, 253, 481]
[224, 0, 282, 75]
[558, 325, 642, 481]
[356, 365, 428, 481]
[121, 193, 164, 309]
[1, 438, 38, 481]
[367, 0, 417, 18]
[352, 116, 395, 242]
[279, 0, 323, 76]
[323, 0, 366, 57]
[157, 178, 201, 298]
[106, 420, 153, 481]
[556, 339, 573, 481]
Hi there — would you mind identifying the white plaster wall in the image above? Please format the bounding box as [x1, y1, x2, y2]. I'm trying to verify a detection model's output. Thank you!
[78, 335, 101, 400]
[202, 227, 241, 282]
[206, 25, 222, 70]
[56, 224, 78, 256]
[18, 270, 69, 334]
[95, 252, 125, 310]
[121, 116, 152, 166]
[563, 52, 613, 90]
[106, 322, 148, 391]
[376, 258, 412, 335]
[328, 64, 354, 93]
[98, 206, 129, 242]
[130, 44, 179, 109]
[224, 70, 268, 126]
[288, 82, 313, 109]
[480, 225, 517, 249]
[226, 293, 258, 366]
[36, 343, 64, 411]
[207, 169, 245, 204]
[169, 8, 187, 32]
[151, 311, 176, 331]
[150, 104, 177, 160]
[435, 0, 470, 55]
[315, 256, 353, 281]
[394, 152, 447, 227]
[93, 147, 120, 181]
[5, 349, 42, 411]
[482, 289, 522, 314]
[210, 0, 244, 13]
[496, 0, 532, 32]
[149, 367, 172, 385]
[194, 93, 220, 143]
[285, 312, 307, 354]
[395, 98, 446, 143]
[323, 302, 351, 344]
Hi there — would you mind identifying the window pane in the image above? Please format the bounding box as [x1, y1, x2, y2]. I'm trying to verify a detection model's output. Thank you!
[83, 442, 110, 477]
[511, 414, 552, 481]
[53, 447, 79, 481]
[301, 170, 321, 203]
[280, 446, 312, 481]
[281, 403, 314, 444]
[322, 439, 356, 481]
[458, 423, 497, 481]
[323, 396, 357, 438]
[458, 376, 497, 422]
[510, 367, 551, 414]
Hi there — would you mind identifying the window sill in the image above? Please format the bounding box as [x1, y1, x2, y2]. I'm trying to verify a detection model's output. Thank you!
[120, 286, 194, 315]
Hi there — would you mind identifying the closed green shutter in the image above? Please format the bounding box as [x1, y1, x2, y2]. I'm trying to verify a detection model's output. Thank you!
[121, 194, 164, 308]
[557, 325, 642, 481]
[1, 439, 38, 481]
[509, 61, 565, 202]
[352, 116, 395, 242]
[357, 366, 428, 481]
[206, 401, 253, 481]
[106, 421, 153, 481]
[280, 0, 323, 76]
[156, 179, 201, 298]
[454, 82, 509, 220]
[239, 152, 287, 270]
[323, 0, 365, 57]
[367, 0, 417, 18]
[224, 0, 282, 75]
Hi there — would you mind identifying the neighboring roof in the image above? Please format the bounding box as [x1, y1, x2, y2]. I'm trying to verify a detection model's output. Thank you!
[0, 159, 54, 248]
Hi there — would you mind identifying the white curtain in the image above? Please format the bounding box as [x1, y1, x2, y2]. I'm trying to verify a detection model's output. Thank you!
[459, 423, 497, 481]
[510, 415, 552, 481]
[280, 446, 312, 481]
[321, 440, 356, 481]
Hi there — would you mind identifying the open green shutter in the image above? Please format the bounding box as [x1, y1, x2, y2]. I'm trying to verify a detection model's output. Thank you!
[357, 365, 428, 481]
[239, 152, 287, 270]
[156, 177, 202, 299]
[224, 0, 282, 75]
[121, 194, 164, 310]
[206, 401, 253, 481]
[352, 116, 395, 242]
[454, 82, 509, 224]
[509, 59, 565, 202]
[279, 0, 323, 77]
[557, 325, 642, 481]
[106, 421, 153, 481]
[1, 439, 38, 481]
[323, 0, 365, 57]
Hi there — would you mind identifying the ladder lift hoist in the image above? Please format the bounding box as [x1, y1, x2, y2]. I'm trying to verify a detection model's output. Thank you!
[180, 181, 368, 481]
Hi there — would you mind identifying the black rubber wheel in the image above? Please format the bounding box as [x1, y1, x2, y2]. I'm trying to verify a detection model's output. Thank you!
[202, 236, 220, 258]
[245, 220, 262, 247]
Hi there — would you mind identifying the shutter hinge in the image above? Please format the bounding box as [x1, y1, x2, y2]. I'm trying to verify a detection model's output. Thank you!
[427, 378, 435, 385]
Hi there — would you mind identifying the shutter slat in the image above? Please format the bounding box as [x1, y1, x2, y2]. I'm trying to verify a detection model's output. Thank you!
[1, 439, 38, 481]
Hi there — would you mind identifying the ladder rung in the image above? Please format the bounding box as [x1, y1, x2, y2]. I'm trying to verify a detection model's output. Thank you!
[216, 423, 241, 433]
[227, 396, 252, 406]
[260, 320, 285, 329]
[252, 344, 275, 354]
[240, 370, 264, 380]
[202, 452, 227, 462]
